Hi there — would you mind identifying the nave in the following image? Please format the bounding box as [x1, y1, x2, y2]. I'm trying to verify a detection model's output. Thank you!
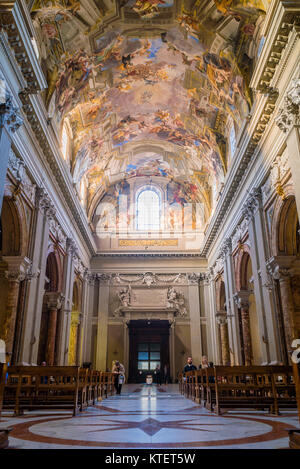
[0, 384, 299, 449]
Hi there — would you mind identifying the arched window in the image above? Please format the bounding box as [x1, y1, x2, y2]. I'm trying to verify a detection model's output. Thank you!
[229, 124, 236, 159]
[137, 188, 160, 231]
[61, 124, 69, 161]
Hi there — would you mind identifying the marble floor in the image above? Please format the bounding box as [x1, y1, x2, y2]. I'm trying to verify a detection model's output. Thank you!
[0, 384, 299, 449]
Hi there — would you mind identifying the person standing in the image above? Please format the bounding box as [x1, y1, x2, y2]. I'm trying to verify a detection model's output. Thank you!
[155, 364, 162, 386]
[163, 363, 169, 384]
[112, 360, 125, 395]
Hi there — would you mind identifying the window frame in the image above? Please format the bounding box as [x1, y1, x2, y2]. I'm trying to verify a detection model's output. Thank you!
[136, 185, 162, 231]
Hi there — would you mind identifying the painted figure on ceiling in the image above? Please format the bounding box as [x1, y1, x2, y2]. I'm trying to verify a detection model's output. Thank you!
[131, 0, 167, 19]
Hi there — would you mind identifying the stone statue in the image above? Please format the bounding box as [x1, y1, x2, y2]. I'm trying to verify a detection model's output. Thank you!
[118, 287, 131, 307]
[166, 287, 187, 317]
[113, 286, 131, 317]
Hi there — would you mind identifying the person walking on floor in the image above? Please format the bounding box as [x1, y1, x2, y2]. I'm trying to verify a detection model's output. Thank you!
[112, 360, 125, 395]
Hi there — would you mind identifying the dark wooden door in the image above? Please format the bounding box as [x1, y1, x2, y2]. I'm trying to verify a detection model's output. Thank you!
[128, 320, 170, 383]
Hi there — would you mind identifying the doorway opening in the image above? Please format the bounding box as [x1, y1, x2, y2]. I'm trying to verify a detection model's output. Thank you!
[128, 319, 170, 383]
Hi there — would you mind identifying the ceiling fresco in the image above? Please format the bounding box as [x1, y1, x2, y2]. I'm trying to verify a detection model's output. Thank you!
[29, 0, 270, 232]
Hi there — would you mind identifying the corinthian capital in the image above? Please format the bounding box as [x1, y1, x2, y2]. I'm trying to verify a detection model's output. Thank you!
[35, 187, 56, 220]
[241, 187, 262, 222]
[233, 290, 251, 309]
[215, 310, 228, 325]
[45, 292, 65, 310]
[2, 256, 33, 282]
[219, 237, 232, 259]
[276, 78, 300, 133]
[0, 94, 23, 133]
[187, 272, 202, 285]
[266, 256, 296, 280]
[66, 237, 78, 258]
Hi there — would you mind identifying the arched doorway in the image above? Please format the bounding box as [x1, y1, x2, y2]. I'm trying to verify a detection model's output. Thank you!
[38, 251, 63, 365]
[0, 197, 28, 363]
[270, 195, 300, 362]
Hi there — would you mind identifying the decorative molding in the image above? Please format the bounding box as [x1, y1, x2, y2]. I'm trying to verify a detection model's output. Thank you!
[44, 292, 65, 310]
[0, 0, 47, 93]
[94, 253, 205, 258]
[8, 148, 36, 204]
[118, 239, 178, 247]
[202, 2, 300, 257]
[241, 187, 262, 223]
[35, 186, 56, 220]
[0, 72, 23, 133]
[215, 311, 227, 326]
[1, 256, 35, 282]
[218, 237, 232, 260]
[233, 291, 251, 309]
[276, 77, 300, 133]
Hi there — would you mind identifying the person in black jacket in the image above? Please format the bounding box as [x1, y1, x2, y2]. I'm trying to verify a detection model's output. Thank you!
[183, 356, 197, 374]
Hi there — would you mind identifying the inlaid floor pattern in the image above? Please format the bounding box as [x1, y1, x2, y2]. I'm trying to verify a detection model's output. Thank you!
[0, 384, 299, 449]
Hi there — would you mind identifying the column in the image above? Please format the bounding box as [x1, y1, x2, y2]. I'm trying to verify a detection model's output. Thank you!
[123, 319, 129, 374]
[234, 291, 253, 365]
[96, 274, 110, 371]
[241, 188, 278, 364]
[276, 78, 300, 219]
[56, 237, 76, 365]
[203, 271, 221, 365]
[169, 319, 175, 383]
[221, 238, 242, 365]
[0, 256, 31, 358]
[268, 257, 297, 361]
[19, 188, 56, 364]
[187, 275, 202, 367]
[81, 273, 96, 364]
[216, 311, 230, 365]
[68, 311, 80, 365]
[253, 190, 282, 363]
[44, 292, 63, 365]
[0, 75, 23, 212]
[277, 272, 294, 355]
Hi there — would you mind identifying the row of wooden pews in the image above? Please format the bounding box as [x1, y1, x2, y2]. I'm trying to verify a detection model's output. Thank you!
[179, 365, 298, 415]
[0, 365, 116, 418]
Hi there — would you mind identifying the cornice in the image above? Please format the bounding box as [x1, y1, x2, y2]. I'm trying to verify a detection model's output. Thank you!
[201, 0, 299, 258]
[93, 252, 205, 258]
[0, 1, 96, 257]
[0, 0, 47, 93]
[18, 90, 96, 255]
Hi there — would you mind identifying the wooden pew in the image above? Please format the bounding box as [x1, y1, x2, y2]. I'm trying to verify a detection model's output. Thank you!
[193, 368, 213, 407]
[98, 372, 115, 399]
[180, 366, 297, 416]
[207, 366, 297, 415]
[89, 370, 102, 404]
[185, 371, 195, 400]
[293, 362, 300, 425]
[0, 363, 7, 419]
[3, 366, 86, 416]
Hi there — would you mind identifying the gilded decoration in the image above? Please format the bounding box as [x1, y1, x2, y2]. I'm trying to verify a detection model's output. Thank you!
[119, 239, 178, 247]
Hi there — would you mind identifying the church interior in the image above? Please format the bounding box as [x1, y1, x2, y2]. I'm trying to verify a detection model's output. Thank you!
[0, 0, 300, 451]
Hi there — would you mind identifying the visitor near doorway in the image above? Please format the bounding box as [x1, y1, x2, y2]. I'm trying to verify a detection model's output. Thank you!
[112, 360, 126, 395]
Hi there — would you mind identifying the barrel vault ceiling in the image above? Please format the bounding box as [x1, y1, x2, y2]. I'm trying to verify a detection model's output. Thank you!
[29, 0, 270, 229]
